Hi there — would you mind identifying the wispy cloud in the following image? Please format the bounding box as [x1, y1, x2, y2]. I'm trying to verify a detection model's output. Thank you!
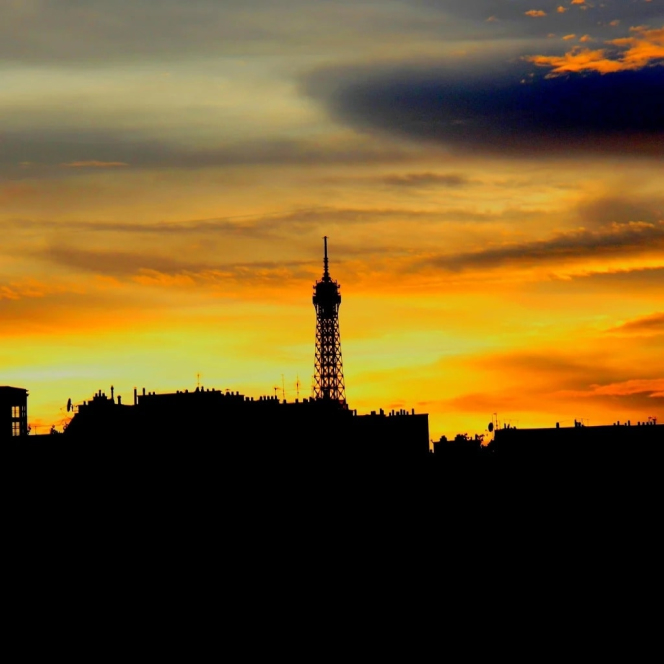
[42, 246, 200, 278]
[560, 379, 664, 400]
[380, 173, 472, 189]
[427, 221, 664, 272]
[575, 195, 664, 228]
[607, 312, 664, 336]
[4, 204, 508, 242]
[62, 161, 129, 168]
[39, 245, 317, 290]
[0, 279, 81, 301]
[0, 131, 416, 176]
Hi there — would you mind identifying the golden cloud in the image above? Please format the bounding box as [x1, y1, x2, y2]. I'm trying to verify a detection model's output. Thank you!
[526, 47, 625, 75]
[525, 10, 547, 17]
[0, 279, 82, 301]
[608, 26, 664, 69]
[525, 25, 664, 76]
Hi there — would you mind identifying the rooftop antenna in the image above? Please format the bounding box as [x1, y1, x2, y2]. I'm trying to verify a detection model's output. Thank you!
[281, 374, 286, 401]
[296, 375, 301, 400]
[197, 373, 201, 389]
[273, 385, 279, 398]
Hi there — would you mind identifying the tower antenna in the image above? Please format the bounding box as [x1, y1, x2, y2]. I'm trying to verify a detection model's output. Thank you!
[312, 236, 346, 405]
[323, 235, 330, 280]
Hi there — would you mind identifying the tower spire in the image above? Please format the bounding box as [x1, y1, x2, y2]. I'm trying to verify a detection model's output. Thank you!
[323, 235, 330, 281]
[312, 237, 346, 405]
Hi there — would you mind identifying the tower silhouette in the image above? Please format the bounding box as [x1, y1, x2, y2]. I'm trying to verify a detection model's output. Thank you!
[312, 237, 346, 404]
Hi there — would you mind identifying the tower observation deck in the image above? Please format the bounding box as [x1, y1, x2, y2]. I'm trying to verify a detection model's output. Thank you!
[312, 237, 346, 405]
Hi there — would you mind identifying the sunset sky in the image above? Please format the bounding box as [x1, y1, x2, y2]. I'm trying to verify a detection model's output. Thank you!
[2, 0, 664, 439]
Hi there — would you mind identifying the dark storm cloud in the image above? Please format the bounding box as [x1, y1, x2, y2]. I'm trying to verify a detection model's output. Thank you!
[428, 221, 664, 272]
[304, 61, 664, 156]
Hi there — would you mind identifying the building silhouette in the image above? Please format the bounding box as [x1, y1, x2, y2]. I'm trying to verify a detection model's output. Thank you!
[488, 420, 664, 463]
[60, 240, 430, 458]
[63, 386, 429, 458]
[0, 386, 28, 439]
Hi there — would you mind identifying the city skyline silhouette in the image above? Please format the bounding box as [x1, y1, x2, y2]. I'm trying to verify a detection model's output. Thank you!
[4, 235, 663, 454]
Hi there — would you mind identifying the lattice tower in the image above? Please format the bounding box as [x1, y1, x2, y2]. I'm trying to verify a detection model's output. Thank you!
[312, 237, 346, 404]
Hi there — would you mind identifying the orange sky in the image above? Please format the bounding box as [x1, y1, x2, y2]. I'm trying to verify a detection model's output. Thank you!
[2, 1, 664, 440]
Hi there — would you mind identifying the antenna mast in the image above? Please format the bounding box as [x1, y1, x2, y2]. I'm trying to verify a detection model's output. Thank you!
[323, 235, 330, 280]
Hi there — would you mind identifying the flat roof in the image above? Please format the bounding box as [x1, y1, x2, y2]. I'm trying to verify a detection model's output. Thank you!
[0, 386, 28, 394]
